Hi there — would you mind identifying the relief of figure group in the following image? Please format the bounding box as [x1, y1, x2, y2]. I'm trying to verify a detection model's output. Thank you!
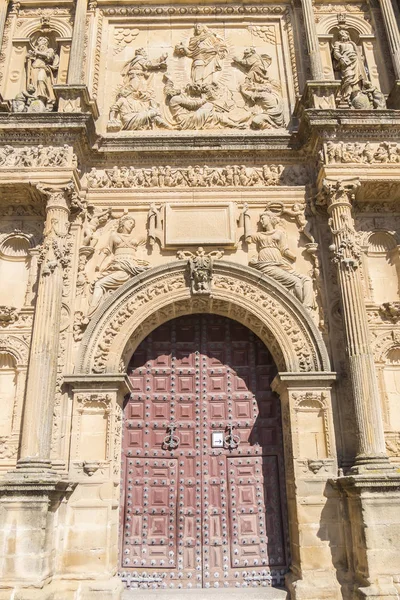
[107, 25, 286, 132]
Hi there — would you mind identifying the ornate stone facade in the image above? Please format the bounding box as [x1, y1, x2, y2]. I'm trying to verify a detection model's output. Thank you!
[0, 0, 399, 598]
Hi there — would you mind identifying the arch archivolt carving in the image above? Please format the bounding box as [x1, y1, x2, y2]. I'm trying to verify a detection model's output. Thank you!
[77, 261, 330, 375]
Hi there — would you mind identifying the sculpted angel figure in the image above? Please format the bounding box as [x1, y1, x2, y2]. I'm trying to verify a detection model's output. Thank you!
[88, 214, 149, 314]
[244, 207, 314, 310]
[175, 24, 228, 84]
[27, 36, 59, 107]
[82, 206, 112, 248]
[332, 30, 366, 103]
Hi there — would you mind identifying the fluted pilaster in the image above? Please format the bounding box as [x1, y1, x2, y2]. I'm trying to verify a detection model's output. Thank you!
[300, 0, 324, 80]
[18, 185, 74, 474]
[379, 0, 400, 79]
[67, 0, 89, 84]
[323, 178, 391, 471]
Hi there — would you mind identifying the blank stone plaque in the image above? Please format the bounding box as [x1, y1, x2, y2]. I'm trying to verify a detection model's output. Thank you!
[165, 203, 235, 246]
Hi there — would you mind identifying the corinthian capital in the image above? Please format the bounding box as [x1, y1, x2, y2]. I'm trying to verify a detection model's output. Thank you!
[318, 177, 360, 207]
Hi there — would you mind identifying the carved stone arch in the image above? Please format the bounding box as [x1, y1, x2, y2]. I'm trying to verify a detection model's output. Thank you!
[77, 261, 330, 375]
[0, 335, 29, 367]
[16, 19, 73, 39]
[316, 15, 373, 37]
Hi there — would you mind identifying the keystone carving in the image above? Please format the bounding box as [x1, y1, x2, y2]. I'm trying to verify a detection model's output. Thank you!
[177, 247, 224, 295]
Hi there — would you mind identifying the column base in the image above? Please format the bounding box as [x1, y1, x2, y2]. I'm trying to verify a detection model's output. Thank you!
[386, 80, 400, 109]
[286, 569, 342, 599]
[336, 473, 400, 600]
[351, 453, 394, 473]
[0, 476, 74, 587]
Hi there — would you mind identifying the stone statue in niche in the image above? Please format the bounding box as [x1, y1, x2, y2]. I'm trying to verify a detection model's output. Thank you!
[27, 35, 59, 109]
[174, 24, 228, 85]
[11, 33, 59, 113]
[88, 214, 149, 314]
[233, 48, 285, 129]
[243, 206, 314, 310]
[332, 29, 386, 109]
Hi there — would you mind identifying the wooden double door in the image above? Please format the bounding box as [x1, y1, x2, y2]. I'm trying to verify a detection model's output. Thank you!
[120, 314, 289, 589]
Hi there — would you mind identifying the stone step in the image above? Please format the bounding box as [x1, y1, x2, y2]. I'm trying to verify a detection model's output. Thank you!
[122, 587, 288, 600]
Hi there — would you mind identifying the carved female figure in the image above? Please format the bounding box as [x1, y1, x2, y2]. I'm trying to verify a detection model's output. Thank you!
[89, 215, 149, 314]
[245, 209, 314, 310]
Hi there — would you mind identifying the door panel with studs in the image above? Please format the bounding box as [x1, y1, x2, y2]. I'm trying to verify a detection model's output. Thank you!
[120, 315, 289, 590]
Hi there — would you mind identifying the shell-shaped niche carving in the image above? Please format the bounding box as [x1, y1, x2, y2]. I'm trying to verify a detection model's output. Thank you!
[365, 231, 399, 304]
[0, 234, 31, 309]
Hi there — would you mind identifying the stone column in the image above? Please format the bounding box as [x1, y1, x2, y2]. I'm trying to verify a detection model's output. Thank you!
[67, 0, 88, 84]
[379, 0, 400, 79]
[300, 0, 324, 80]
[323, 178, 390, 471]
[17, 184, 73, 474]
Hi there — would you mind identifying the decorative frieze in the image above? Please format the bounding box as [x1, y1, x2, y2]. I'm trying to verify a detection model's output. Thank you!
[0, 145, 77, 168]
[322, 141, 400, 164]
[86, 164, 311, 189]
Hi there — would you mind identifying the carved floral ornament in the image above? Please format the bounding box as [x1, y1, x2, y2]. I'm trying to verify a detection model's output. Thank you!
[75, 262, 330, 377]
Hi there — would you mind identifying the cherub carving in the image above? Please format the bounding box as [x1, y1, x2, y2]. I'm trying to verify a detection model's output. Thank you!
[82, 206, 112, 248]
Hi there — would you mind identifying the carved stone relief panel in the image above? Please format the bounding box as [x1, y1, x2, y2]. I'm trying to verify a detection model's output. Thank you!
[96, 8, 298, 133]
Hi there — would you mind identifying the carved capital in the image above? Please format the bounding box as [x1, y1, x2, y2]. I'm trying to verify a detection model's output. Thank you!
[319, 177, 361, 208]
[37, 182, 85, 216]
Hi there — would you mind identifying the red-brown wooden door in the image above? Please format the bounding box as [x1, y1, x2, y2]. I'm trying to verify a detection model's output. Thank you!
[120, 315, 289, 590]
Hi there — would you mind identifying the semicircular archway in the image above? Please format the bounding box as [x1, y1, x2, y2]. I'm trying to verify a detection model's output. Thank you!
[77, 261, 330, 376]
